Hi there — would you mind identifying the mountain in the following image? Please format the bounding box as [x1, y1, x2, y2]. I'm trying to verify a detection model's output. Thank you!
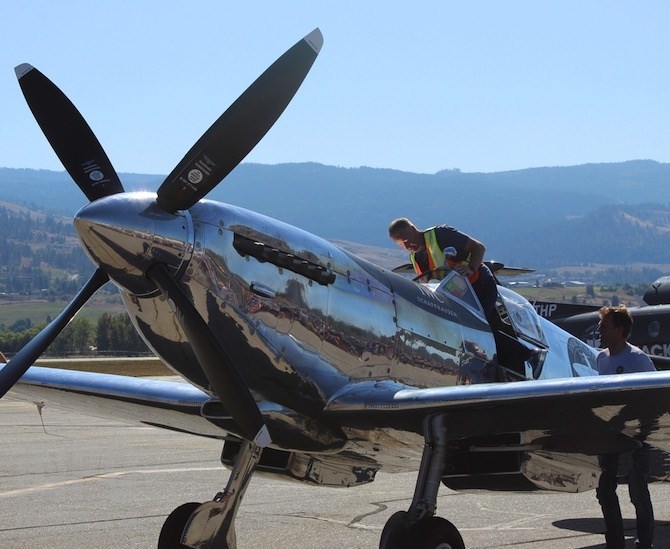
[0, 161, 668, 271]
[506, 203, 670, 267]
[0, 201, 95, 295]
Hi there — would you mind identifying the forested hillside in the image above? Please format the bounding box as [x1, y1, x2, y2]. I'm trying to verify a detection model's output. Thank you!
[0, 161, 668, 281]
[0, 202, 93, 295]
[503, 203, 670, 267]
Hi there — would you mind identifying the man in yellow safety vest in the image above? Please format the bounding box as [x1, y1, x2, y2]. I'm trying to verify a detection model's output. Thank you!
[388, 217, 497, 319]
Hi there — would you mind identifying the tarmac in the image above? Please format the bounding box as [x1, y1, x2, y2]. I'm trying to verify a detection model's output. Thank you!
[1, 398, 668, 548]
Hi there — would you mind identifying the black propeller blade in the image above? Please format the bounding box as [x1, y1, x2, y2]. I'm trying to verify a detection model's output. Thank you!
[15, 64, 124, 202]
[0, 268, 109, 398]
[6, 31, 320, 441]
[147, 264, 270, 445]
[155, 28, 323, 213]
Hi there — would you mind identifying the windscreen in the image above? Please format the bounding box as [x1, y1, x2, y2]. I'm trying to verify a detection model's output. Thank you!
[498, 286, 546, 345]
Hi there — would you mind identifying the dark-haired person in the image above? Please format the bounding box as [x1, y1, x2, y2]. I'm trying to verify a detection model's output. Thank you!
[596, 305, 656, 549]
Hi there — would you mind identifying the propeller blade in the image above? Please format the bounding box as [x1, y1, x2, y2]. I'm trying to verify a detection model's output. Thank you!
[0, 268, 109, 398]
[15, 64, 124, 202]
[155, 28, 323, 213]
[147, 264, 270, 445]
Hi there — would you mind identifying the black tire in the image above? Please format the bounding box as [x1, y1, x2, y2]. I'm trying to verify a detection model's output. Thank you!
[157, 501, 200, 549]
[412, 516, 465, 549]
[379, 510, 411, 549]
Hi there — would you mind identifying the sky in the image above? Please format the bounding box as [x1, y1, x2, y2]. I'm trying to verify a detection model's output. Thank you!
[1, 1, 669, 175]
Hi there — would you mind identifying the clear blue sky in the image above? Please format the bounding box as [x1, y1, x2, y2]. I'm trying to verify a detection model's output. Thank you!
[1, 1, 669, 175]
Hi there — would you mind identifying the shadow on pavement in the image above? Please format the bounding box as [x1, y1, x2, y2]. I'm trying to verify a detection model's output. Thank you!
[553, 517, 669, 548]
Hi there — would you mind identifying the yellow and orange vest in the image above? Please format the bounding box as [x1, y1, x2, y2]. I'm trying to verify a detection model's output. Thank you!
[409, 228, 480, 284]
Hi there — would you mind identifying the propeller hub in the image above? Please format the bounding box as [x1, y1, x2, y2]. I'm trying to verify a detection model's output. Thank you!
[74, 192, 194, 295]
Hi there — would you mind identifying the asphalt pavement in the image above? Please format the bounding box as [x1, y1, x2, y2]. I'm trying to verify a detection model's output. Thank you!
[1, 399, 668, 548]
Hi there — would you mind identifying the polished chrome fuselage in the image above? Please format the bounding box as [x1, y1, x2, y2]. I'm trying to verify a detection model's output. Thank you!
[72, 192, 615, 487]
[75, 193, 498, 403]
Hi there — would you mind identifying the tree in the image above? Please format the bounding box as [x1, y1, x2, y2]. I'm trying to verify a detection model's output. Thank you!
[95, 312, 149, 355]
[96, 313, 112, 352]
[10, 318, 32, 332]
[47, 317, 94, 356]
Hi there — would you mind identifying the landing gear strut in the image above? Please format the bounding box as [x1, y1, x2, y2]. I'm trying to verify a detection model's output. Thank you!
[158, 439, 263, 549]
[379, 414, 464, 549]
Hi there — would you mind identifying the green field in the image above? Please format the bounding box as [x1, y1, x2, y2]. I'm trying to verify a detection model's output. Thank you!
[0, 298, 126, 328]
[34, 357, 173, 376]
[512, 285, 645, 308]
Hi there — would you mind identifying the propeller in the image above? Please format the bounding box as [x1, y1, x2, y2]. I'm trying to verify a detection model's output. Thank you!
[147, 264, 270, 446]
[4, 29, 323, 443]
[15, 64, 124, 202]
[0, 269, 109, 398]
[155, 28, 323, 213]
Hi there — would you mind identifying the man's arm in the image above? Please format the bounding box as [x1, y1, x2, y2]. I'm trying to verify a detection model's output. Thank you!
[434, 226, 486, 277]
[451, 237, 486, 277]
[463, 237, 486, 272]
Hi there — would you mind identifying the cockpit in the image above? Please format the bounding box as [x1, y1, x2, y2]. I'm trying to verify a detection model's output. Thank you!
[436, 271, 484, 316]
[432, 271, 548, 380]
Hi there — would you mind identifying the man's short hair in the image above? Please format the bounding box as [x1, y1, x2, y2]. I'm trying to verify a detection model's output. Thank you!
[599, 305, 633, 338]
[388, 217, 414, 238]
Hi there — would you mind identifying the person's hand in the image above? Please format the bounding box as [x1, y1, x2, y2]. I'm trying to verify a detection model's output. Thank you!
[453, 263, 473, 277]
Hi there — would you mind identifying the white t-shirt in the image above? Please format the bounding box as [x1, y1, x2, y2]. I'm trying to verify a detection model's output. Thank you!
[596, 343, 656, 375]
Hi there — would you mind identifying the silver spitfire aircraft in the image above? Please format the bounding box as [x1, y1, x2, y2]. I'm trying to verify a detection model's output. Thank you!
[2, 29, 670, 549]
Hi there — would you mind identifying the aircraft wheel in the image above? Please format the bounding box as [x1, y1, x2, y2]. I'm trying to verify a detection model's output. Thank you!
[412, 516, 465, 549]
[157, 501, 200, 549]
[379, 510, 410, 548]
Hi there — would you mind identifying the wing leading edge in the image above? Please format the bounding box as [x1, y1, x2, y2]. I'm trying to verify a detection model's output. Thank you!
[326, 372, 670, 456]
[4, 365, 225, 438]
[7, 365, 670, 467]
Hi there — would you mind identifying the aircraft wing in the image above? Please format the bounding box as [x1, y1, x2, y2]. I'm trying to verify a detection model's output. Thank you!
[7, 365, 670, 457]
[391, 263, 414, 275]
[392, 261, 534, 277]
[326, 372, 670, 454]
[4, 365, 226, 438]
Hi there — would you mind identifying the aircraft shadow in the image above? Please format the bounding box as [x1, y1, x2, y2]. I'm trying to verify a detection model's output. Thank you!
[552, 518, 669, 548]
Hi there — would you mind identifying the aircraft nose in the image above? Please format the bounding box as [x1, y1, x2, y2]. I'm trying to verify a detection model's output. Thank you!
[74, 192, 193, 295]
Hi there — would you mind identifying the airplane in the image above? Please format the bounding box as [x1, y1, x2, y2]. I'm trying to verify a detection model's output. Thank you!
[528, 276, 670, 370]
[1, 28, 670, 549]
[644, 275, 670, 306]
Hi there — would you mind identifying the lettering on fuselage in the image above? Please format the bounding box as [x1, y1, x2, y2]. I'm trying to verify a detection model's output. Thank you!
[641, 343, 670, 357]
[534, 303, 557, 318]
[416, 295, 458, 320]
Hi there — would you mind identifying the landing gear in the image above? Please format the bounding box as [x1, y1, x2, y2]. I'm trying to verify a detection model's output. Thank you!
[414, 516, 464, 549]
[379, 415, 465, 549]
[380, 513, 464, 549]
[158, 502, 200, 548]
[158, 439, 263, 549]
[379, 511, 410, 548]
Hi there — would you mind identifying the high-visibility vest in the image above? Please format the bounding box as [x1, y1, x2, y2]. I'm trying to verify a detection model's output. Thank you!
[410, 228, 480, 284]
